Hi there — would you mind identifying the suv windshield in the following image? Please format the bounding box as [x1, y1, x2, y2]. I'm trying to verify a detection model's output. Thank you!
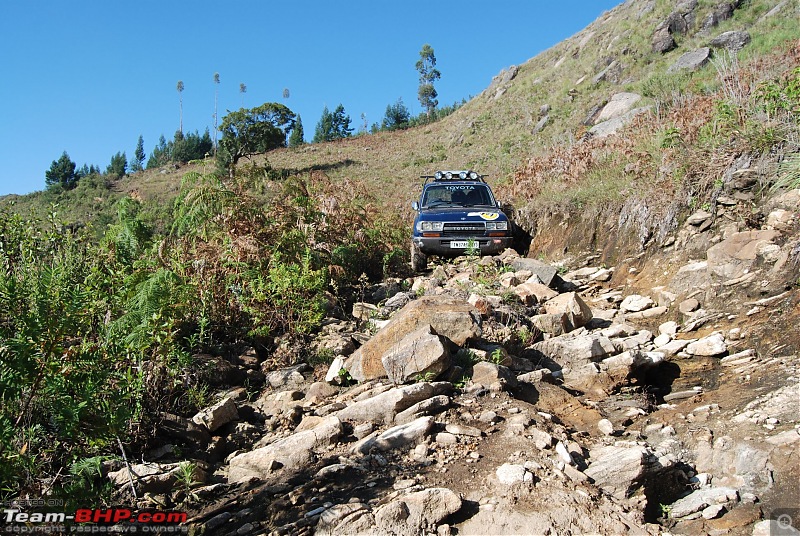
[421, 184, 495, 208]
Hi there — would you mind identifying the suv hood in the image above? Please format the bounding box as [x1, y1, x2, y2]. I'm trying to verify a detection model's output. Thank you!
[419, 207, 507, 222]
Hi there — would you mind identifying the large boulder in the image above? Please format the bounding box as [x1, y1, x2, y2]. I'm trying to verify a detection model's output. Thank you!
[108, 462, 206, 494]
[668, 261, 711, 296]
[588, 106, 651, 138]
[344, 295, 480, 382]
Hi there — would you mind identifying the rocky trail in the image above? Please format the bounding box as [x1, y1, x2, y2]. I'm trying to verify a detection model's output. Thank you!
[103, 186, 799, 535]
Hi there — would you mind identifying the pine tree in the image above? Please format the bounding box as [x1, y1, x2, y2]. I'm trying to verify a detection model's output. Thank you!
[313, 106, 333, 143]
[289, 115, 305, 147]
[313, 104, 352, 143]
[131, 135, 146, 172]
[45, 151, 77, 190]
[106, 152, 127, 178]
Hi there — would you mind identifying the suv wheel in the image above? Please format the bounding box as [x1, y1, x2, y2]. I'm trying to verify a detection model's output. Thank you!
[411, 243, 427, 272]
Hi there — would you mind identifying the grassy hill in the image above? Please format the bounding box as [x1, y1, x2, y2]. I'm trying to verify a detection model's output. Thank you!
[3, 0, 797, 246]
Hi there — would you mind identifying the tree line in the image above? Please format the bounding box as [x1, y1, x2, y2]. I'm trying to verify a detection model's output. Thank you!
[45, 44, 457, 190]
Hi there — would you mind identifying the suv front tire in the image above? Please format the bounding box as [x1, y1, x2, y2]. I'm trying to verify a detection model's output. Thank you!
[411, 243, 427, 272]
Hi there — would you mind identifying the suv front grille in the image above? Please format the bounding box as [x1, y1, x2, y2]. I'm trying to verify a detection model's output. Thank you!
[442, 222, 485, 236]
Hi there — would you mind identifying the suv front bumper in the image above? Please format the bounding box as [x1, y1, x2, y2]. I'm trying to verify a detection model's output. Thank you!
[414, 236, 513, 257]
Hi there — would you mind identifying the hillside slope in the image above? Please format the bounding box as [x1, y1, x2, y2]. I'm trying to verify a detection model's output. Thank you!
[5, 0, 797, 245]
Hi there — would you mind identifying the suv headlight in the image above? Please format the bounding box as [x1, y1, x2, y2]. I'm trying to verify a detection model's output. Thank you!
[485, 222, 508, 231]
[417, 221, 444, 232]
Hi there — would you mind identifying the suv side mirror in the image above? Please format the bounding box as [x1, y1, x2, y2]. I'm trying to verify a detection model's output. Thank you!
[411, 201, 420, 211]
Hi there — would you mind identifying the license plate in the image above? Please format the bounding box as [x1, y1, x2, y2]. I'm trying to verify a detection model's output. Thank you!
[450, 241, 469, 248]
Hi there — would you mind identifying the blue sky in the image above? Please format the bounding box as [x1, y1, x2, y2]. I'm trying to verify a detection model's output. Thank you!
[0, 1, 621, 196]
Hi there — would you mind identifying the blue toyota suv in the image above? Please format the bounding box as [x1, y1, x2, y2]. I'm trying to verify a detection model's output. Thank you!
[411, 170, 513, 271]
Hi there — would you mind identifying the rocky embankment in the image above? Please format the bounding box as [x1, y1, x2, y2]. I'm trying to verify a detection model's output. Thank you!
[104, 187, 798, 535]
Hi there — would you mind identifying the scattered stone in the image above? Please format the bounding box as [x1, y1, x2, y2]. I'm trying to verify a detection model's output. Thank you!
[192, 397, 239, 432]
[337, 382, 452, 425]
[496, 463, 533, 485]
[353, 416, 434, 454]
[685, 332, 727, 356]
[621, 294, 655, 313]
[542, 292, 593, 329]
[510, 258, 562, 288]
[598, 418, 615, 436]
[669, 487, 738, 519]
[584, 445, 654, 500]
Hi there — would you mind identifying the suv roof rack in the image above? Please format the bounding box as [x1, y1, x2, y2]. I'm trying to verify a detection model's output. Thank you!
[419, 170, 487, 184]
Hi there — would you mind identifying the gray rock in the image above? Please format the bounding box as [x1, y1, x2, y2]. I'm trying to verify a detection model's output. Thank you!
[542, 292, 593, 329]
[394, 395, 450, 425]
[496, 463, 533, 485]
[529, 428, 555, 450]
[598, 419, 615, 436]
[620, 294, 654, 313]
[514, 281, 559, 305]
[381, 325, 451, 384]
[595, 93, 642, 123]
[353, 416, 434, 454]
[192, 397, 239, 432]
[532, 333, 616, 366]
[679, 298, 701, 314]
[510, 258, 561, 288]
[686, 209, 713, 226]
[316, 503, 375, 536]
[337, 382, 452, 425]
[228, 416, 342, 483]
[471, 361, 517, 390]
[533, 115, 549, 134]
[588, 106, 651, 138]
[709, 30, 751, 51]
[685, 332, 727, 356]
[344, 295, 480, 382]
[374, 488, 462, 536]
[668, 261, 710, 295]
[652, 28, 676, 54]
[669, 487, 738, 519]
[668, 48, 712, 73]
[706, 230, 781, 279]
[531, 313, 572, 336]
[584, 445, 653, 499]
[264, 363, 311, 388]
[108, 461, 206, 494]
